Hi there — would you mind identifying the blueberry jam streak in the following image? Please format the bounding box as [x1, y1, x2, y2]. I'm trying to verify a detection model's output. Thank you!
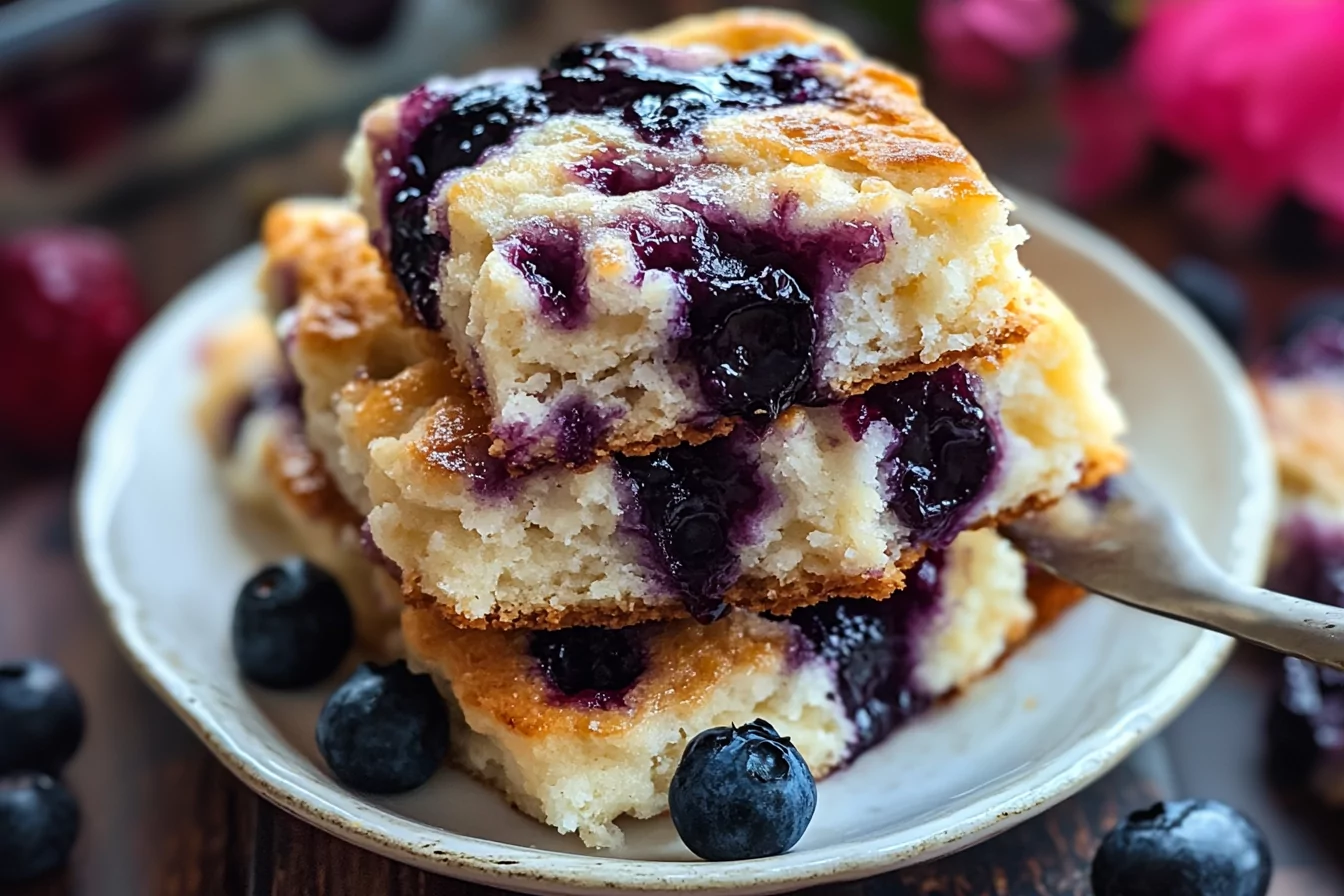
[495, 397, 610, 470]
[529, 626, 646, 709]
[843, 366, 998, 548]
[504, 221, 588, 329]
[626, 199, 885, 419]
[377, 41, 837, 328]
[616, 435, 768, 623]
[787, 552, 946, 755]
[572, 148, 681, 196]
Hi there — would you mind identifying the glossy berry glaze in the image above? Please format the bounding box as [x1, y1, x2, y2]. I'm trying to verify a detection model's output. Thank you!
[616, 435, 769, 623]
[529, 627, 646, 709]
[788, 552, 946, 755]
[374, 41, 838, 330]
[843, 366, 998, 548]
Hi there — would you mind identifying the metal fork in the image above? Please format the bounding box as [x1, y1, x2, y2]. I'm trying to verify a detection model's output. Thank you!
[1003, 471, 1344, 671]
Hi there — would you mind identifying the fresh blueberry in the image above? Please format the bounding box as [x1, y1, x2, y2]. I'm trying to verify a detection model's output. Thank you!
[1091, 800, 1271, 896]
[529, 627, 645, 707]
[0, 660, 84, 775]
[668, 719, 816, 861]
[231, 558, 354, 689]
[1165, 257, 1247, 351]
[0, 773, 79, 884]
[315, 661, 449, 794]
[1278, 291, 1344, 349]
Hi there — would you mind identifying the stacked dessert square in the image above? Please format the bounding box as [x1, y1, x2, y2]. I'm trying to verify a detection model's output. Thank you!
[199, 10, 1125, 848]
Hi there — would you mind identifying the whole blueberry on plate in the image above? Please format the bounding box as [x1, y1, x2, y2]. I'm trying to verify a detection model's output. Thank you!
[0, 773, 79, 883]
[1091, 799, 1271, 896]
[668, 718, 816, 860]
[0, 659, 84, 775]
[316, 661, 449, 794]
[1165, 257, 1247, 351]
[232, 558, 354, 689]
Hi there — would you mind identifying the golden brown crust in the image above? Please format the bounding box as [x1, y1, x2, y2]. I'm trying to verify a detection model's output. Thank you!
[402, 605, 790, 740]
[261, 426, 363, 530]
[401, 558, 916, 631]
[491, 328, 1033, 471]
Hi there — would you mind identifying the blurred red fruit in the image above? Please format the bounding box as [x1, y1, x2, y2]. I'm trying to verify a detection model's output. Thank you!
[0, 230, 146, 459]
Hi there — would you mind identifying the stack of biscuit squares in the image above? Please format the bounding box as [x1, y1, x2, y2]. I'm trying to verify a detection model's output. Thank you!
[197, 9, 1126, 847]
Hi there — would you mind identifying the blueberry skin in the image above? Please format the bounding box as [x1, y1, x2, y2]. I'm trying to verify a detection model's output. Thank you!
[1278, 291, 1344, 348]
[668, 719, 816, 861]
[1091, 800, 1271, 896]
[1165, 257, 1247, 352]
[316, 661, 449, 794]
[0, 773, 79, 883]
[0, 660, 84, 775]
[232, 558, 354, 689]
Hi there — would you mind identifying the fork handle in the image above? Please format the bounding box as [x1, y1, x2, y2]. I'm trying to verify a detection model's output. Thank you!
[1094, 576, 1344, 671]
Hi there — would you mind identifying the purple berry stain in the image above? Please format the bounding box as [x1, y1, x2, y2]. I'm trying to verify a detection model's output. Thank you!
[374, 41, 837, 328]
[504, 221, 588, 330]
[787, 552, 946, 754]
[616, 436, 767, 623]
[573, 148, 680, 196]
[529, 627, 646, 709]
[843, 366, 997, 548]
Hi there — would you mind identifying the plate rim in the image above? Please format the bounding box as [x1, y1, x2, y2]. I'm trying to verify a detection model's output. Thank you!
[74, 191, 1277, 895]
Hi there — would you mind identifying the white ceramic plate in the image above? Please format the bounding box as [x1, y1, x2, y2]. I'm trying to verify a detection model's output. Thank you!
[77, 192, 1277, 895]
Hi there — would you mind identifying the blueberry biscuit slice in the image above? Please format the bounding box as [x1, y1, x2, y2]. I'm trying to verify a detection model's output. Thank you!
[259, 200, 1124, 628]
[345, 9, 1039, 470]
[196, 321, 1085, 845]
[402, 527, 1082, 847]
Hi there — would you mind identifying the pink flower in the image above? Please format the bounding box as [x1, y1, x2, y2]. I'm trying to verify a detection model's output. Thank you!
[922, 0, 1074, 94]
[1060, 73, 1152, 206]
[1132, 0, 1344, 222]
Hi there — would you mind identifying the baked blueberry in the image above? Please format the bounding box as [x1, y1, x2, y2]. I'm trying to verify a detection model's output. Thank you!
[1166, 257, 1247, 352]
[0, 773, 79, 884]
[616, 437, 766, 623]
[231, 558, 354, 689]
[0, 660, 84, 775]
[1091, 800, 1271, 896]
[843, 366, 997, 546]
[788, 554, 944, 751]
[316, 661, 449, 794]
[692, 269, 816, 418]
[530, 627, 645, 708]
[668, 719, 816, 860]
